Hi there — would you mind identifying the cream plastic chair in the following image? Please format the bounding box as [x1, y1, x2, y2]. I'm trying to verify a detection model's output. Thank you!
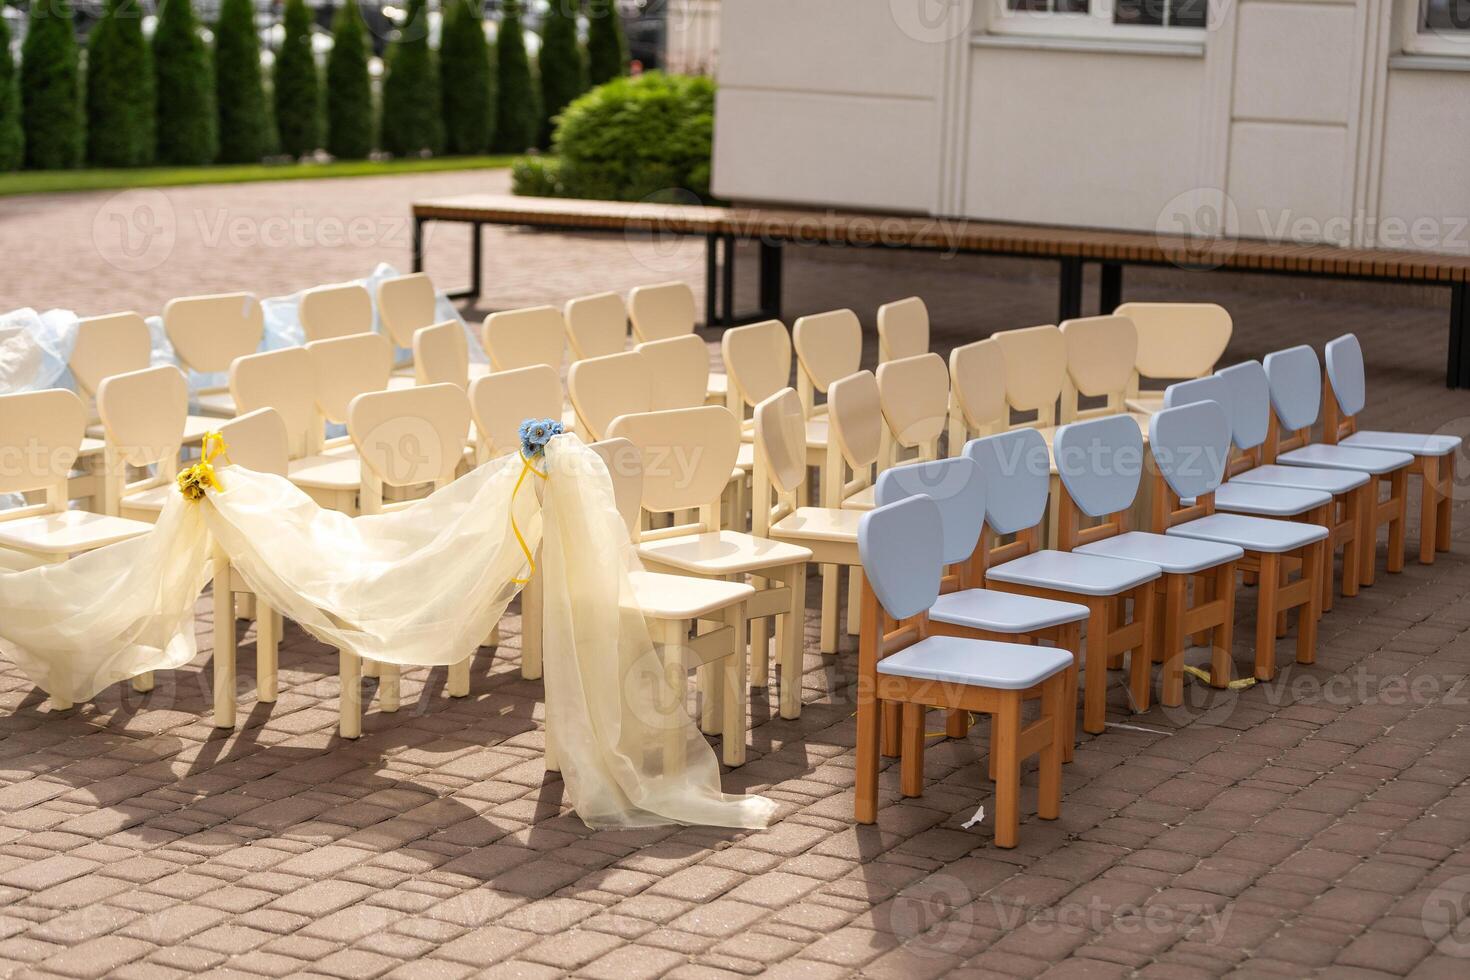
[827, 370, 884, 514]
[993, 324, 1065, 434]
[948, 337, 1008, 451]
[413, 320, 470, 388]
[210, 408, 287, 729]
[483, 305, 566, 373]
[584, 437, 756, 767]
[564, 291, 628, 361]
[876, 296, 929, 364]
[72, 312, 217, 446]
[95, 365, 188, 521]
[341, 383, 474, 737]
[754, 388, 862, 655]
[876, 353, 947, 468]
[1059, 315, 1153, 435]
[299, 282, 373, 342]
[567, 350, 652, 442]
[636, 334, 710, 411]
[607, 405, 813, 718]
[163, 292, 265, 416]
[792, 309, 861, 422]
[1114, 302, 1232, 414]
[628, 281, 727, 403]
[378, 272, 438, 351]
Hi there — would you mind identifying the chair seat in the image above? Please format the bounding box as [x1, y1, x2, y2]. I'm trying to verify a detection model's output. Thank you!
[1124, 395, 1165, 415]
[638, 530, 812, 576]
[0, 511, 152, 558]
[1208, 481, 1331, 518]
[841, 484, 876, 511]
[877, 635, 1073, 691]
[86, 414, 219, 444]
[770, 507, 861, 544]
[930, 588, 1088, 633]
[1275, 442, 1412, 475]
[1341, 430, 1461, 457]
[706, 374, 728, 399]
[194, 390, 237, 417]
[288, 454, 361, 491]
[629, 570, 753, 620]
[1075, 531, 1243, 575]
[986, 549, 1160, 597]
[736, 442, 754, 472]
[78, 437, 105, 457]
[1229, 463, 1367, 495]
[120, 482, 173, 514]
[1167, 513, 1328, 554]
[387, 375, 417, 391]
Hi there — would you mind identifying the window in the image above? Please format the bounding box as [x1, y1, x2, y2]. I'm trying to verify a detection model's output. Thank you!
[1401, 0, 1470, 56]
[989, 0, 1209, 43]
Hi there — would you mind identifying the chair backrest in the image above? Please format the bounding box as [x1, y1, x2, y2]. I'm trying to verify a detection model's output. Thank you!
[564, 291, 628, 360]
[413, 321, 469, 388]
[348, 383, 470, 490]
[0, 389, 85, 498]
[876, 296, 929, 363]
[949, 338, 1007, 435]
[567, 349, 652, 441]
[627, 281, 696, 342]
[483, 305, 566, 372]
[1149, 401, 1231, 501]
[96, 365, 188, 468]
[721, 319, 792, 410]
[299, 282, 373, 342]
[1114, 302, 1232, 381]
[1213, 361, 1272, 452]
[827, 369, 883, 471]
[753, 387, 808, 498]
[376, 272, 437, 349]
[873, 455, 986, 566]
[1053, 415, 1142, 519]
[230, 346, 320, 458]
[793, 309, 862, 402]
[1324, 333, 1366, 419]
[469, 364, 563, 461]
[858, 495, 943, 621]
[164, 292, 264, 373]
[992, 324, 1065, 425]
[218, 407, 290, 478]
[1262, 344, 1322, 432]
[70, 312, 151, 397]
[606, 405, 741, 514]
[636, 335, 709, 411]
[876, 352, 947, 453]
[1060, 314, 1137, 419]
[306, 332, 393, 426]
[1162, 373, 1231, 413]
[587, 437, 644, 539]
[963, 427, 1051, 536]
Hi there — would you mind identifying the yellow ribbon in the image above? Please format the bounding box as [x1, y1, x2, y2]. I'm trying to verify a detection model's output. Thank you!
[176, 431, 231, 501]
[510, 452, 548, 584]
[1182, 665, 1257, 690]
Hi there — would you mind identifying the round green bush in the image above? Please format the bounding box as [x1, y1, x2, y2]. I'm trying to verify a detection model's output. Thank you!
[493, 0, 537, 153]
[380, 0, 443, 157]
[274, 0, 321, 159]
[86, 0, 156, 167]
[214, 0, 269, 163]
[153, 0, 217, 166]
[20, 0, 83, 170]
[326, 0, 374, 159]
[439, 0, 495, 154]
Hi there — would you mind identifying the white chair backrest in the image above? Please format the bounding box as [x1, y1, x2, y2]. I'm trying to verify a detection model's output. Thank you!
[96, 365, 188, 468]
[0, 389, 85, 497]
[721, 319, 792, 410]
[1114, 302, 1232, 381]
[299, 282, 373, 342]
[636, 335, 709, 411]
[306, 332, 393, 426]
[1149, 401, 1231, 501]
[793, 309, 862, 397]
[627, 282, 696, 342]
[1262, 344, 1322, 432]
[992, 324, 1065, 423]
[949, 338, 1007, 434]
[876, 353, 948, 450]
[469, 364, 563, 461]
[230, 346, 320, 458]
[1060, 314, 1137, 407]
[218, 407, 290, 477]
[348, 383, 470, 489]
[606, 405, 741, 513]
[828, 369, 883, 470]
[483, 306, 566, 372]
[564, 291, 628, 360]
[587, 437, 644, 538]
[377, 272, 438, 349]
[413, 321, 469, 388]
[70, 312, 151, 397]
[164, 292, 264, 373]
[873, 455, 986, 566]
[964, 427, 1051, 536]
[858, 495, 944, 621]
[876, 296, 929, 363]
[1213, 361, 1272, 452]
[1324, 333, 1367, 418]
[1053, 415, 1143, 519]
[753, 388, 808, 497]
[567, 350, 652, 441]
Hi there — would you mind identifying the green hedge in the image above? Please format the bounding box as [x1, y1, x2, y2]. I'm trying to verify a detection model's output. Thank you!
[0, 15, 22, 172]
[152, 0, 217, 165]
[493, 0, 537, 153]
[585, 0, 627, 86]
[214, 0, 269, 163]
[380, 0, 443, 156]
[274, 0, 321, 158]
[20, 0, 83, 169]
[537, 0, 585, 149]
[326, 0, 374, 159]
[86, 0, 156, 167]
[439, 0, 496, 154]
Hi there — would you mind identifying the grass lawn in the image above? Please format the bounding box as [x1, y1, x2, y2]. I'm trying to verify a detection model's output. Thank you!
[0, 156, 517, 197]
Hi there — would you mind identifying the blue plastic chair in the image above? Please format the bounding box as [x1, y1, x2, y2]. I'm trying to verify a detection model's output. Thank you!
[856, 495, 1071, 847]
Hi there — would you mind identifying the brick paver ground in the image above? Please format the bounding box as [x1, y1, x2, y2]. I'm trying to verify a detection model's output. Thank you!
[1, 170, 1468, 979]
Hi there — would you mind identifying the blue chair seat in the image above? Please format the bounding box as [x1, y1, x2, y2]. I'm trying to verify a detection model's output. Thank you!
[876, 635, 1073, 691]
[1167, 513, 1328, 554]
[1340, 430, 1461, 457]
[986, 549, 1160, 597]
[1075, 531, 1242, 575]
[1229, 463, 1367, 495]
[1209, 481, 1331, 518]
[929, 588, 1088, 633]
[1274, 443, 1413, 475]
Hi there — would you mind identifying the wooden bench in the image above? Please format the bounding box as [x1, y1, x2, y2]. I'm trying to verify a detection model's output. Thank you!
[411, 194, 1470, 388]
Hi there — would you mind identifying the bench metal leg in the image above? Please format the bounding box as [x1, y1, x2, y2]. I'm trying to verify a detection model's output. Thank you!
[722, 233, 736, 327]
[705, 233, 720, 328]
[1450, 282, 1469, 389]
[412, 216, 425, 273]
[1059, 257, 1083, 322]
[759, 240, 784, 321]
[1100, 262, 1123, 314]
[444, 221, 483, 301]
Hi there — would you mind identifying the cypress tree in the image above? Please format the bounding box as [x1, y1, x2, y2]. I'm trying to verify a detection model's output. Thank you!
[214, 0, 268, 162]
[439, 0, 495, 154]
[493, 0, 535, 153]
[19, 0, 83, 169]
[86, 0, 156, 167]
[153, 0, 216, 165]
[326, 0, 373, 159]
[0, 15, 22, 172]
[379, 0, 443, 156]
[586, 0, 627, 86]
[273, 0, 321, 158]
[537, 0, 584, 149]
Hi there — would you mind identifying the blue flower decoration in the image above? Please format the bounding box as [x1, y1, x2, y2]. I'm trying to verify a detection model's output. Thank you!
[519, 417, 564, 458]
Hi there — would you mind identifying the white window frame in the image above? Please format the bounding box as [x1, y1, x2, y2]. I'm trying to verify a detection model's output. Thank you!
[984, 0, 1208, 44]
[1399, 0, 1470, 57]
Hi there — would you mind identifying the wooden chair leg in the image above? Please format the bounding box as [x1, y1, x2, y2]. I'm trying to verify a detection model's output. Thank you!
[1159, 575, 1187, 708]
[721, 606, 748, 767]
[1129, 585, 1158, 712]
[339, 650, 361, 738]
[1340, 491, 1361, 598]
[992, 692, 1023, 848]
[1083, 600, 1110, 735]
[362, 659, 379, 679]
[1419, 456, 1438, 565]
[780, 564, 807, 720]
[1190, 574, 1211, 646]
[946, 707, 970, 739]
[1058, 622, 1080, 761]
[882, 700, 902, 757]
[900, 703, 925, 798]
[750, 575, 770, 689]
[1437, 455, 1454, 552]
[699, 658, 722, 736]
[1254, 552, 1281, 681]
[1315, 505, 1335, 613]
[379, 663, 400, 713]
[256, 604, 279, 703]
[522, 574, 543, 680]
[1037, 678, 1063, 821]
[1297, 543, 1321, 665]
[212, 560, 236, 729]
[1106, 596, 1125, 670]
[847, 567, 864, 637]
[1211, 562, 1236, 687]
[820, 563, 839, 653]
[1387, 469, 1408, 574]
[855, 646, 881, 827]
[1359, 482, 1379, 588]
[1275, 559, 1290, 638]
[447, 656, 470, 697]
[659, 619, 687, 774]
